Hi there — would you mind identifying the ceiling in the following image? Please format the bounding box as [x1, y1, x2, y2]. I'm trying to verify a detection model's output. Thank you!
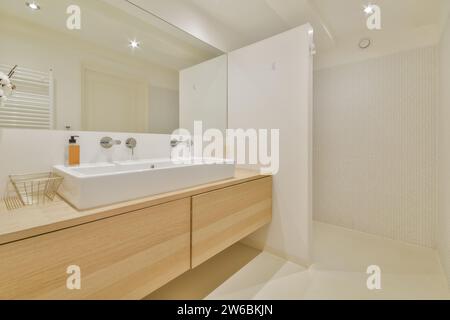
[187, 0, 449, 51]
[129, 0, 449, 66]
[1, 0, 448, 69]
[0, 0, 223, 71]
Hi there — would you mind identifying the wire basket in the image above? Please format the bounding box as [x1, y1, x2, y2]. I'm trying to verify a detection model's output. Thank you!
[5, 172, 63, 209]
[3, 182, 24, 211]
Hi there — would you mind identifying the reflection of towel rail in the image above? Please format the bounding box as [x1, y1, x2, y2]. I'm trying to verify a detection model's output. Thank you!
[0, 64, 54, 130]
[8, 78, 50, 86]
[13, 92, 50, 100]
[0, 64, 48, 77]
[0, 107, 50, 114]
[0, 123, 50, 129]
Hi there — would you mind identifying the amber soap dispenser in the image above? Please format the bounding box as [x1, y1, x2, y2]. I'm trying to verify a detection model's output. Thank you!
[68, 135, 80, 166]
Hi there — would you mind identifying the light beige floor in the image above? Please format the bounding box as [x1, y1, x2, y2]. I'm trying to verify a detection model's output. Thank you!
[146, 222, 450, 300]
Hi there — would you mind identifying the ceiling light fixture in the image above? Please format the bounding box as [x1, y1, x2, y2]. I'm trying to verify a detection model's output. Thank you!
[26, 2, 40, 10]
[364, 5, 374, 15]
[129, 40, 140, 49]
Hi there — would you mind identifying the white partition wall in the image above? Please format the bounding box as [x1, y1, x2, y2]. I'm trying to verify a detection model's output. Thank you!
[228, 25, 314, 265]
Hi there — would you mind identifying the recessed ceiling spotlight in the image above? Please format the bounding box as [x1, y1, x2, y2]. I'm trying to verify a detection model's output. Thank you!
[359, 38, 371, 49]
[26, 2, 40, 10]
[364, 5, 374, 15]
[129, 40, 140, 49]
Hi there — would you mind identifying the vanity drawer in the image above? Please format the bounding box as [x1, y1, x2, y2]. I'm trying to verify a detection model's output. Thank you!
[191, 177, 272, 268]
[0, 198, 191, 300]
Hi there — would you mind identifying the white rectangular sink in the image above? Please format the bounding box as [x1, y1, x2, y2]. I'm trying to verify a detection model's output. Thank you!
[54, 158, 235, 210]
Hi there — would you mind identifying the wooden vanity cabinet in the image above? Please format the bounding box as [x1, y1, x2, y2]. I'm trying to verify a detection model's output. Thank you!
[0, 199, 191, 300]
[192, 177, 272, 268]
[0, 174, 272, 299]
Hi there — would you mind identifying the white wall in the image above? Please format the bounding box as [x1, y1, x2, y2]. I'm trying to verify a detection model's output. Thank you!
[0, 14, 178, 131]
[180, 55, 228, 135]
[314, 46, 438, 248]
[228, 25, 314, 265]
[0, 128, 171, 196]
[438, 15, 450, 287]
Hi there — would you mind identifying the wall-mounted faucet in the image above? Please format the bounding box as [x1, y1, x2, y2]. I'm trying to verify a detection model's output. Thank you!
[170, 137, 193, 160]
[126, 138, 137, 156]
[100, 137, 122, 149]
[170, 138, 192, 148]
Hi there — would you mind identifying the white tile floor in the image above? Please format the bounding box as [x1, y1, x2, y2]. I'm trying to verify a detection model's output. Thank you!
[146, 222, 450, 300]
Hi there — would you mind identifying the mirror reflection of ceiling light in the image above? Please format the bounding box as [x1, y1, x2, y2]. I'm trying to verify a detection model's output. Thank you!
[26, 2, 40, 10]
[364, 5, 374, 15]
[129, 40, 140, 49]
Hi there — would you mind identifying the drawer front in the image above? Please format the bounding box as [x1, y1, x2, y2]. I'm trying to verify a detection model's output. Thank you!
[0, 198, 191, 300]
[192, 177, 272, 268]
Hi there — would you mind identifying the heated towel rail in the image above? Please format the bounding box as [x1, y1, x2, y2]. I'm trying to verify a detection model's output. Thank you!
[0, 64, 54, 130]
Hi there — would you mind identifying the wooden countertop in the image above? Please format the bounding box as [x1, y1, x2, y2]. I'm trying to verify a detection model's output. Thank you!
[0, 169, 267, 245]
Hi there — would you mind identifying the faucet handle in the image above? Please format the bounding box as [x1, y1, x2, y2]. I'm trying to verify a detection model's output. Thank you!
[126, 138, 137, 156]
[170, 137, 192, 148]
[126, 138, 137, 149]
[100, 137, 121, 149]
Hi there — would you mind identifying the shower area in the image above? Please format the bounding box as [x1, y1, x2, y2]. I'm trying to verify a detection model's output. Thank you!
[314, 21, 450, 293]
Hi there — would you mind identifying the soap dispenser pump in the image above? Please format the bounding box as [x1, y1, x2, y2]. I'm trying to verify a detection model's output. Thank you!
[68, 135, 80, 166]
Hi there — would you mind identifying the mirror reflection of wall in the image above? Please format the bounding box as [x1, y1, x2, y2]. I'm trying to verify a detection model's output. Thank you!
[180, 55, 228, 135]
[0, 0, 226, 134]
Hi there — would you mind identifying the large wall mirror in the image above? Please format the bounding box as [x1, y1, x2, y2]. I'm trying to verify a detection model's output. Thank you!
[0, 0, 227, 134]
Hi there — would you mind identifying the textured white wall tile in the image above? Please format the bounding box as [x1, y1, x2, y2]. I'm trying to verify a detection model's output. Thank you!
[314, 46, 438, 248]
[438, 18, 450, 288]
